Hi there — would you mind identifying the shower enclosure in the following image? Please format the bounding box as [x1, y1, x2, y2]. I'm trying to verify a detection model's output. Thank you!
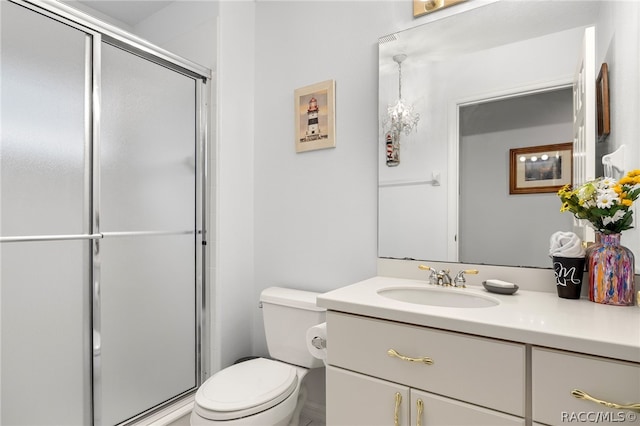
[1, 1, 210, 424]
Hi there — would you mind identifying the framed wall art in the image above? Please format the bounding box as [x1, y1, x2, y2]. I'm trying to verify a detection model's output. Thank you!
[294, 79, 335, 153]
[596, 62, 610, 141]
[509, 142, 573, 194]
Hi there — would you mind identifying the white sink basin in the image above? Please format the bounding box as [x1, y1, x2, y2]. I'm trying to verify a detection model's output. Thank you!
[378, 286, 500, 308]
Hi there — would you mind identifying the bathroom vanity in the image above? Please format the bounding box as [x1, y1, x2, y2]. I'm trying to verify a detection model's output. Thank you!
[317, 276, 640, 426]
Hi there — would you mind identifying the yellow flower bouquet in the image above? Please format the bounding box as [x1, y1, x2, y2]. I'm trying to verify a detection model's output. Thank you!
[557, 170, 640, 234]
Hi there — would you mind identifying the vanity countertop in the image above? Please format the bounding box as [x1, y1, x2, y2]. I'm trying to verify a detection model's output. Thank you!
[316, 276, 640, 363]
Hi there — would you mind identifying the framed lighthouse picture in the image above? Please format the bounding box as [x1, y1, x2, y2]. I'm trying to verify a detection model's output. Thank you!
[294, 79, 336, 153]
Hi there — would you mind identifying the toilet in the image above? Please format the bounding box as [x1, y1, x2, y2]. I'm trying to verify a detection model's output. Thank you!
[190, 287, 326, 426]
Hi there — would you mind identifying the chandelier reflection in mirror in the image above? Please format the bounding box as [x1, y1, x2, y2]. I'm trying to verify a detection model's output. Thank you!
[383, 54, 420, 167]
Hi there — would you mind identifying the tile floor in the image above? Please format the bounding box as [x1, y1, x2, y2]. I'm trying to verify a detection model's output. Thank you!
[300, 416, 322, 426]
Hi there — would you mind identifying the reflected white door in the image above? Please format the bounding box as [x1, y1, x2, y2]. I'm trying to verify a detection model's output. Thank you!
[572, 26, 596, 243]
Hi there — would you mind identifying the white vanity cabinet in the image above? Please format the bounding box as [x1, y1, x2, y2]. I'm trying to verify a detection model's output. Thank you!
[325, 311, 526, 425]
[327, 366, 525, 425]
[532, 347, 640, 425]
[318, 275, 640, 426]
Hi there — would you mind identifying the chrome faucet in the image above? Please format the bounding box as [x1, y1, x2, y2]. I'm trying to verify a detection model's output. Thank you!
[436, 270, 452, 286]
[420, 265, 479, 288]
[452, 269, 479, 288]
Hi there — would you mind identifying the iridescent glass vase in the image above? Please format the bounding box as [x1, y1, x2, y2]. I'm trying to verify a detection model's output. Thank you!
[587, 232, 635, 306]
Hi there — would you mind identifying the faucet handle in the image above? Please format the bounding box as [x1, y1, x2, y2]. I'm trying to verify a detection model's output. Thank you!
[453, 269, 479, 288]
[418, 265, 438, 285]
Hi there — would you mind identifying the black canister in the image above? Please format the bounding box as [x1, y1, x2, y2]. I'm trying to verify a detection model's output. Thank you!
[552, 256, 586, 299]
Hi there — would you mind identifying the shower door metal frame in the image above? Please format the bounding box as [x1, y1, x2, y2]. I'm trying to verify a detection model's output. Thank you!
[3, 1, 211, 424]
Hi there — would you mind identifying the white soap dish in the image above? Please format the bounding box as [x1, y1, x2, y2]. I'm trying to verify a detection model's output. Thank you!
[482, 280, 519, 295]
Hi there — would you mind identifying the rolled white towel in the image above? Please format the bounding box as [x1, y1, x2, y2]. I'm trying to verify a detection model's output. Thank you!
[549, 231, 585, 258]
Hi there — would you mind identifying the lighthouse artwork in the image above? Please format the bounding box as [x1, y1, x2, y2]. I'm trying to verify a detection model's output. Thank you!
[294, 80, 335, 152]
[305, 97, 321, 140]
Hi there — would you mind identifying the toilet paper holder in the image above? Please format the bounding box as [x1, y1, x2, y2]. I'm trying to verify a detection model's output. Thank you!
[311, 336, 326, 350]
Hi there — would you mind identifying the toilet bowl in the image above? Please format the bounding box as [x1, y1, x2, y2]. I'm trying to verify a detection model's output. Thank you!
[190, 287, 325, 426]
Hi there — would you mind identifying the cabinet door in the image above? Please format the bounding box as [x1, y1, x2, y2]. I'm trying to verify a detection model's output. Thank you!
[532, 347, 640, 425]
[327, 366, 410, 426]
[411, 389, 525, 426]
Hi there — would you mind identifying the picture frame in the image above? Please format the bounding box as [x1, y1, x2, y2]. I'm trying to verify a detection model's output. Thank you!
[413, 0, 466, 18]
[596, 63, 610, 141]
[294, 79, 336, 153]
[509, 142, 573, 194]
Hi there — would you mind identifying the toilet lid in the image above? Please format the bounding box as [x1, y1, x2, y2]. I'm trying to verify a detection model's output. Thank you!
[195, 358, 298, 421]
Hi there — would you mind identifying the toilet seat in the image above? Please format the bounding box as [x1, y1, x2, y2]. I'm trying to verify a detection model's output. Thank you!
[194, 358, 298, 421]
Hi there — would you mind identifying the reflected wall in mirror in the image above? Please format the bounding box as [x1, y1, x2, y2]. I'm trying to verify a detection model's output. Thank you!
[378, 0, 640, 269]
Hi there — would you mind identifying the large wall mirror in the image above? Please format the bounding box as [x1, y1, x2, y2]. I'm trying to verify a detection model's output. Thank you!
[378, 0, 640, 269]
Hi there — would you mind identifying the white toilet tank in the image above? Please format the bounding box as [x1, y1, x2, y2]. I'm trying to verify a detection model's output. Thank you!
[260, 287, 326, 368]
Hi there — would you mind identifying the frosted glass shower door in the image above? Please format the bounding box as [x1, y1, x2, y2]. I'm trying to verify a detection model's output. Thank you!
[97, 43, 197, 425]
[1, 2, 92, 425]
[1, 1, 89, 236]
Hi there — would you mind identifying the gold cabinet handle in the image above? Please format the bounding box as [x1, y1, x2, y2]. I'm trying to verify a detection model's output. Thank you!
[388, 349, 434, 365]
[394, 392, 402, 426]
[571, 389, 640, 413]
[416, 398, 424, 426]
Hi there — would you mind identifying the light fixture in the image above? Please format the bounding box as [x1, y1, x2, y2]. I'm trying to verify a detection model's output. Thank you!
[388, 54, 420, 137]
[519, 153, 553, 163]
[383, 53, 420, 167]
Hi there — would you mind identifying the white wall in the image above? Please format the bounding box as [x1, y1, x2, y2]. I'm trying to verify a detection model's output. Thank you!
[214, 0, 257, 371]
[135, 2, 218, 69]
[249, 2, 418, 411]
[596, 0, 640, 169]
[249, 0, 467, 355]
